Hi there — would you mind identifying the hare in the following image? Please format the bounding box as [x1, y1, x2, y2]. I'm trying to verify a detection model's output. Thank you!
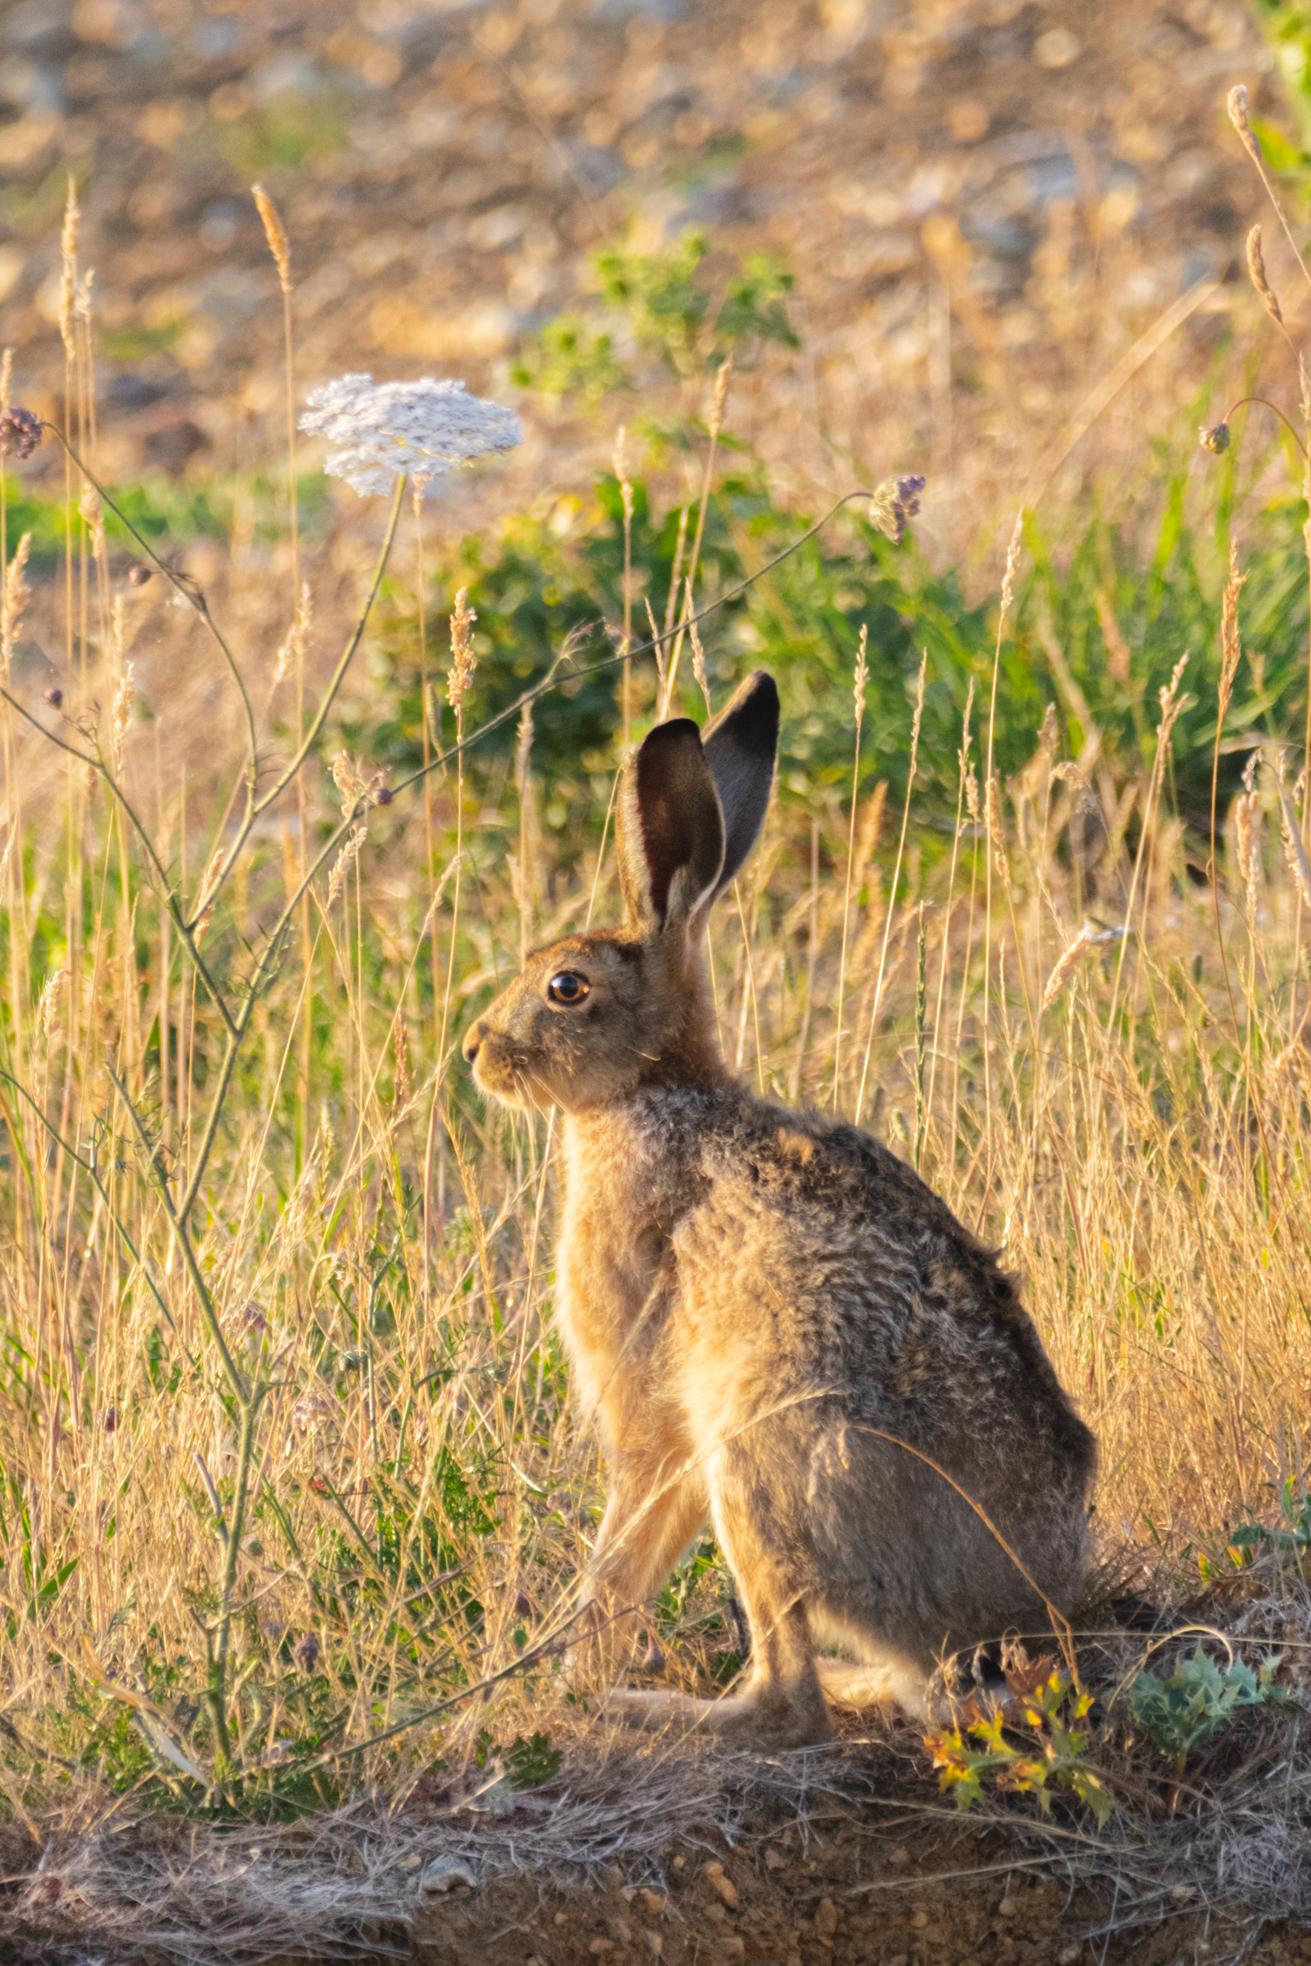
[462, 671, 1096, 1748]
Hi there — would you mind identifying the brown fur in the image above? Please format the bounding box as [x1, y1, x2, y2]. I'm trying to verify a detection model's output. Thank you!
[463, 672, 1096, 1748]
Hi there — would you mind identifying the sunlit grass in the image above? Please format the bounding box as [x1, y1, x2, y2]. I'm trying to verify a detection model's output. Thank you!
[2, 100, 1311, 1853]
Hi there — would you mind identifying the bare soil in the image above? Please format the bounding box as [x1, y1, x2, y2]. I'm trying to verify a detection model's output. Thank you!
[409, 1815, 1311, 1966]
[8, 1812, 1309, 1966]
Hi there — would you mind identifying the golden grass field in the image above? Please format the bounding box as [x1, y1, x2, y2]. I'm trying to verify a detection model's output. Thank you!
[5, 3, 1311, 1960]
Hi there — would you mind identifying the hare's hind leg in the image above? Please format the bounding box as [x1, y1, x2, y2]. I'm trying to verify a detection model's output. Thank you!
[815, 1656, 933, 1719]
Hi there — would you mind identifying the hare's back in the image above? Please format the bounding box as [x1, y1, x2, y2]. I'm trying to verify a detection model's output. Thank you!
[666, 1093, 1086, 1454]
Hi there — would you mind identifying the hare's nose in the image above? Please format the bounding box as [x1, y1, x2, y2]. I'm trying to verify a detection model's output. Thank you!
[462, 1020, 485, 1065]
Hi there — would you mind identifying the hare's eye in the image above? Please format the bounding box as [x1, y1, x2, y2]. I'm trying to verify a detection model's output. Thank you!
[547, 970, 590, 1006]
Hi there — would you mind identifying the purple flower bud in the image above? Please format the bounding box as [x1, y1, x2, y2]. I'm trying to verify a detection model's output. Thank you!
[295, 1632, 320, 1673]
[0, 406, 42, 461]
[1199, 422, 1230, 455]
[895, 473, 926, 515]
[43, 686, 63, 708]
[870, 472, 928, 545]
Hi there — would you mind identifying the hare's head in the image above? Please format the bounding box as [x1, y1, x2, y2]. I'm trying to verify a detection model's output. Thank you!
[463, 670, 779, 1114]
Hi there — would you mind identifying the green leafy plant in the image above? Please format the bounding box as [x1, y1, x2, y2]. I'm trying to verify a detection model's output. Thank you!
[509, 314, 630, 404]
[1254, 2, 1311, 172]
[474, 1727, 562, 1789]
[514, 230, 797, 395]
[1229, 1480, 1311, 1570]
[927, 1669, 1114, 1824]
[1129, 1647, 1288, 1768]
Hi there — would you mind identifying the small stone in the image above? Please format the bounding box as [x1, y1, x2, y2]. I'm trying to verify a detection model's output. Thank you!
[672, 1853, 686, 1871]
[704, 1862, 739, 1910]
[815, 1898, 839, 1939]
[644, 1936, 663, 1960]
[589, 1941, 614, 1957]
[720, 1941, 746, 1961]
[554, 1911, 568, 1927]
[418, 1854, 477, 1895]
[639, 1888, 667, 1916]
[706, 1902, 728, 1925]
[999, 1895, 1019, 1916]
[1058, 1948, 1082, 1965]
[910, 1909, 929, 1931]
[604, 1864, 624, 1889]
[764, 1846, 785, 1872]
[888, 1845, 911, 1869]
[1170, 1882, 1193, 1902]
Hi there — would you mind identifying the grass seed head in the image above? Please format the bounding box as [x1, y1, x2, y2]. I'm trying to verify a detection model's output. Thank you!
[2, 531, 31, 683]
[326, 826, 368, 906]
[58, 177, 79, 360]
[273, 582, 312, 690]
[330, 752, 369, 816]
[1245, 224, 1284, 327]
[447, 588, 478, 714]
[252, 183, 292, 294]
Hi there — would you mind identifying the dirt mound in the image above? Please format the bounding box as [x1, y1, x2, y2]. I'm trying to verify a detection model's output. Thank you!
[416, 1818, 1310, 1966]
[7, 1714, 1310, 1966]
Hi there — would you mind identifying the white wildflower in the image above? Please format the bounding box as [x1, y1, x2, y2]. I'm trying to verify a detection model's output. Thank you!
[299, 372, 521, 499]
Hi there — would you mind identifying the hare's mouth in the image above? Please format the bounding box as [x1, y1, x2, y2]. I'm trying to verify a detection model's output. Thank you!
[471, 1038, 540, 1108]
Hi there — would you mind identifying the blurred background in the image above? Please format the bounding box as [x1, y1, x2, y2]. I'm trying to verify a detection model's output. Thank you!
[0, 0, 1286, 552]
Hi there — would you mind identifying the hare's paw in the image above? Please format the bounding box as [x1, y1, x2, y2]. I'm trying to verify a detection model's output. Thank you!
[603, 1684, 832, 1750]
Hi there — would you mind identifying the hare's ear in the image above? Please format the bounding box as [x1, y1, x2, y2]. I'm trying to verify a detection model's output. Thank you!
[701, 669, 779, 899]
[617, 718, 726, 937]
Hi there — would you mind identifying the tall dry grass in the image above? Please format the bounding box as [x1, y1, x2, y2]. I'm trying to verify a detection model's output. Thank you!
[2, 101, 1311, 1826]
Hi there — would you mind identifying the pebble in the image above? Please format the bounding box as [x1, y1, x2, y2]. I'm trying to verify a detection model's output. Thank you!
[588, 1940, 614, 1957]
[704, 1861, 740, 1910]
[639, 1888, 667, 1916]
[814, 1897, 839, 1939]
[644, 1935, 663, 1959]
[1058, 1947, 1082, 1964]
[910, 1908, 930, 1930]
[998, 1894, 1019, 1916]
[719, 1940, 746, 1961]
[764, 1846, 785, 1872]
[418, 1854, 477, 1894]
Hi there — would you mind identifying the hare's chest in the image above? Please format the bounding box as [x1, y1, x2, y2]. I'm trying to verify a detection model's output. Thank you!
[555, 1123, 678, 1414]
